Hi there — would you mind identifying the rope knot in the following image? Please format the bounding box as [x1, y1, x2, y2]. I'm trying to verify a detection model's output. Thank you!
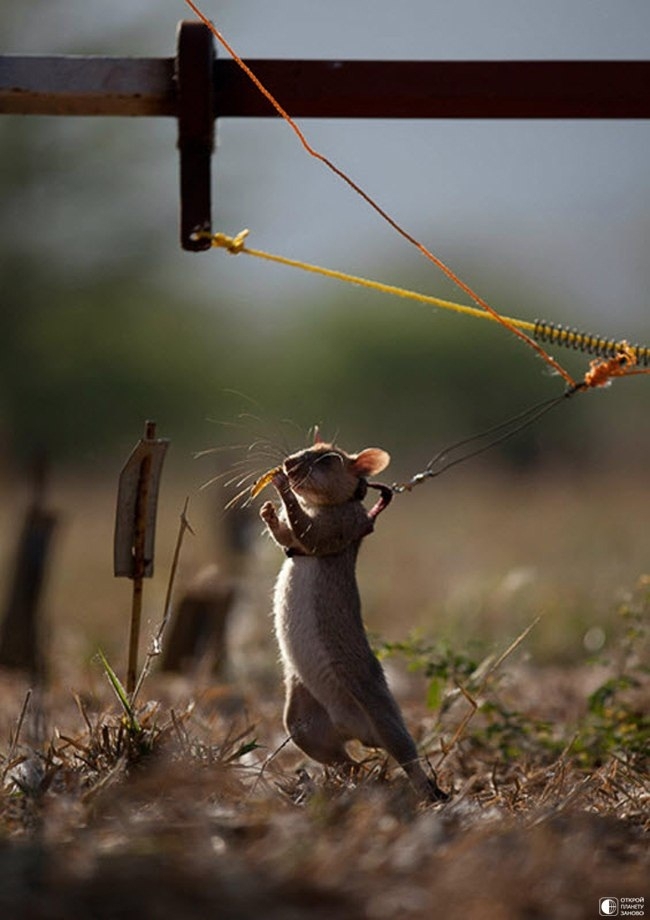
[583, 342, 638, 389]
[209, 229, 250, 254]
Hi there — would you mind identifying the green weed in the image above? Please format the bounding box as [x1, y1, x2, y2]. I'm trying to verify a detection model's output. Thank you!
[377, 578, 649, 769]
[574, 578, 650, 766]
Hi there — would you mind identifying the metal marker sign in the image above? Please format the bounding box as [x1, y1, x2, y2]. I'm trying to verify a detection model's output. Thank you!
[114, 420, 169, 579]
[114, 420, 169, 694]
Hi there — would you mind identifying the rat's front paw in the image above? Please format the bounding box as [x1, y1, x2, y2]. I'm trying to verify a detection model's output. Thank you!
[260, 500, 278, 526]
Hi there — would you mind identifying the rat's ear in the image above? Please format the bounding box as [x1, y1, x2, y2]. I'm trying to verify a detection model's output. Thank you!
[312, 425, 324, 444]
[351, 448, 391, 477]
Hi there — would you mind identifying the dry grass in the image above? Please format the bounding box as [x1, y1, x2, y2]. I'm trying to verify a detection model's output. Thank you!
[0, 662, 647, 919]
[0, 464, 648, 918]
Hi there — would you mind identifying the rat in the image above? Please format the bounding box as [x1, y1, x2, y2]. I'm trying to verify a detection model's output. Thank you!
[259, 439, 447, 802]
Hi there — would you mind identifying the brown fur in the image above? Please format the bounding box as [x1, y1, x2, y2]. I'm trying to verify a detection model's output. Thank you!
[260, 443, 447, 801]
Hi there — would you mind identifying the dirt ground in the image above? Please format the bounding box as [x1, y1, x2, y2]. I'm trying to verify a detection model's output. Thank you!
[0, 654, 647, 920]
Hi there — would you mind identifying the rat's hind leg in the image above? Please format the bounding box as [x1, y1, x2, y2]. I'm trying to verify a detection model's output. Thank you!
[284, 676, 353, 766]
[358, 689, 448, 802]
[329, 672, 448, 802]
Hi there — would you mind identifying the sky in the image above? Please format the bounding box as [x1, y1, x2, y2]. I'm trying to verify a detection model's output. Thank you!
[3, 1, 650, 332]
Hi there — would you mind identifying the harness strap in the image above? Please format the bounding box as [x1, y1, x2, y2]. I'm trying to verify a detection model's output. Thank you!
[284, 480, 393, 557]
[367, 481, 393, 520]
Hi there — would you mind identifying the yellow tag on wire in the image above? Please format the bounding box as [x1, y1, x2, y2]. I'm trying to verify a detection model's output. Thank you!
[250, 466, 281, 498]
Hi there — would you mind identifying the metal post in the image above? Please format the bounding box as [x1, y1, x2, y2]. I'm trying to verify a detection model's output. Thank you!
[176, 21, 215, 251]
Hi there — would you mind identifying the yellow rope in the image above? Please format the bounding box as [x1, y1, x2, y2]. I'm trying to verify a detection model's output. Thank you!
[202, 230, 650, 372]
[203, 229, 537, 334]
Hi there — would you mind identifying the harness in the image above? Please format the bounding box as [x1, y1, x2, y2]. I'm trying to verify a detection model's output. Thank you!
[285, 480, 393, 558]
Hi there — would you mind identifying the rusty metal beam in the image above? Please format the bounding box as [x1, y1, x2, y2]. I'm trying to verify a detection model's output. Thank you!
[0, 55, 176, 116]
[215, 59, 650, 120]
[2, 56, 649, 120]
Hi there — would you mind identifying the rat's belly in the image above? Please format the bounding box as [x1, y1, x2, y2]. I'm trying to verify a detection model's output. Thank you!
[273, 555, 360, 696]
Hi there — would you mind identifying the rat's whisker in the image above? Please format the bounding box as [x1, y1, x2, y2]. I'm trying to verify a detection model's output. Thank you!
[225, 469, 264, 490]
[194, 442, 252, 459]
[246, 439, 285, 461]
[224, 484, 256, 510]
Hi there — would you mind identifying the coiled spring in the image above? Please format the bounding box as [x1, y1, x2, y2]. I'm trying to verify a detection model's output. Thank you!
[533, 319, 650, 367]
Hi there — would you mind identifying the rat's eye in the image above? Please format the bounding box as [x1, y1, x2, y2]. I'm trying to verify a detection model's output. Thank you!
[315, 452, 340, 468]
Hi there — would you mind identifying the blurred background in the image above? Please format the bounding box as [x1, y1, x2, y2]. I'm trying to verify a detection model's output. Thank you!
[0, 1, 649, 679]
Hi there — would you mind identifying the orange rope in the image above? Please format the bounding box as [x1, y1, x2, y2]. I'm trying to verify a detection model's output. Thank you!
[183, 0, 577, 389]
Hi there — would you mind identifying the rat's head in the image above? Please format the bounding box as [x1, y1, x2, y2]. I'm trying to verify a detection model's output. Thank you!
[283, 442, 390, 506]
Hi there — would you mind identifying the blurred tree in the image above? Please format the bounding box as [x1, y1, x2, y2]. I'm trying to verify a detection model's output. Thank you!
[0, 1, 244, 468]
[0, 115, 235, 464]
